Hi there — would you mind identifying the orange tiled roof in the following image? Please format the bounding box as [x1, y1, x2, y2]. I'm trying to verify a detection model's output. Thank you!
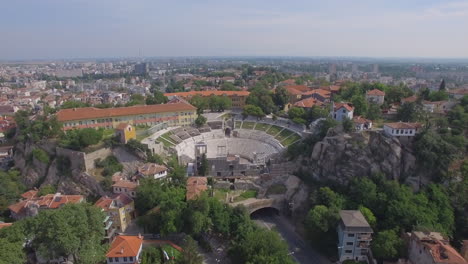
[116, 123, 130, 130]
[21, 189, 38, 199]
[9, 193, 84, 214]
[448, 88, 468, 95]
[106, 235, 143, 258]
[294, 98, 324, 108]
[164, 90, 249, 98]
[56, 102, 196, 122]
[0, 223, 12, 229]
[334, 102, 354, 112]
[366, 89, 385, 96]
[285, 85, 311, 94]
[384, 122, 422, 129]
[137, 163, 168, 176]
[402, 95, 418, 103]
[186, 177, 208, 200]
[95, 193, 133, 211]
[353, 116, 372, 124]
[112, 180, 138, 190]
[303, 88, 331, 97]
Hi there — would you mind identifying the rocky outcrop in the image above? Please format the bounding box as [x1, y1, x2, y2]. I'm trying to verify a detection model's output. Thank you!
[13, 140, 106, 197]
[305, 130, 418, 184]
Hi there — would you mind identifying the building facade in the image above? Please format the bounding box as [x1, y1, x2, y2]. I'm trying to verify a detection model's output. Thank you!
[337, 210, 373, 263]
[95, 194, 136, 233]
[383, 122, 422, 138]
[333, 103, 354, 121]
[164, 90, 250, 109]
[408, 231, 468, 264]
[366, 89, 385, 105]
[106, 235, 143, 264]
[116, 123, 136, 143]
[57, 102, 197, 131]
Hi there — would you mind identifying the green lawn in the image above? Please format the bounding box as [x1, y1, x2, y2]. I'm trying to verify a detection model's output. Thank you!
[254, 123, 271, 132]
[161, 244, 181, 260]
[281, 134, 302, 146]
[157, 138, 175, 148]
[241, 121, 256, 130]
[233, 190, 257, 202]
[275, 129, 294, 141]
[234, 121, 242, 129]
[102, 129, 115, 139]
[265, 125, 283, 136]
[213, 189, 230, 201]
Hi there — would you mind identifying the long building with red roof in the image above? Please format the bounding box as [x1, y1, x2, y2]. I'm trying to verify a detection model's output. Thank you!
[164, 90, 250, 109]
[56, 101, 197, 131]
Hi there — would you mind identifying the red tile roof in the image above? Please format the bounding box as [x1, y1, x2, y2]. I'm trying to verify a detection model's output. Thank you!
[112, 180, 138, 190]
[0, 223, 12, 229]
[9, 193, 84, 214]
[353, 116, 372, 124]
[366, 89, 386, 96]
[294, 98, 324, 108]
[334, 102, 354, 112]
[285, 85, 311, 95]
[186, 177, 208, 200]
[107, 235, 143, 258]
[164, 90, 249, 98]
[384, 122, 422, 129]
[95, 193, 133, 211]
[116, 123, 131, 130]
[137, 163, 168, 176]
[56, 102, 196, 122]
[21, 189, 38, 199]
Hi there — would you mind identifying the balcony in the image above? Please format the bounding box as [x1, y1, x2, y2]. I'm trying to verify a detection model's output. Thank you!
[358, 235, 372, 241]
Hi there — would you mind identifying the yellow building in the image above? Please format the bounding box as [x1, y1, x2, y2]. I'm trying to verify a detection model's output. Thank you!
[57, 101, 197, 131]
[116, 123, 136, 143]
[95, 193, 136, 233]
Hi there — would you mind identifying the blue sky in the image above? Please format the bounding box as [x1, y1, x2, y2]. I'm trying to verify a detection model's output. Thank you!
[1, 0, 468, 60]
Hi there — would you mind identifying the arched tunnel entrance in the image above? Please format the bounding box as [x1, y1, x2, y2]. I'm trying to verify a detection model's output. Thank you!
[250, 207, 280, 230]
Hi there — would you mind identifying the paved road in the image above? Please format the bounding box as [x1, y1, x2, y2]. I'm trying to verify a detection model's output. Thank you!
[252, 213, 332, 264]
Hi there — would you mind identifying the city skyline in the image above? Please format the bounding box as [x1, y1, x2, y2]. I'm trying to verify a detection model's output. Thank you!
[2, 0, 468, 60]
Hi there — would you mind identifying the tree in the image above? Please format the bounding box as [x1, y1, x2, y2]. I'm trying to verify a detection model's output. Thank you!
[0, 223, 27, 264]
[397, 102, 422, 122]
[198, 153, 209, 176]
[208, 96, 231, 112]
[146, 91, 169, 105]
[306, 205, 333, 232]
[141, 247, 162, 264]
[190, 95, 208, 115]
[371, 229, 405, 260]
[177, 236, 203, 264]
[126, 94, 145, 106]
[38, 185, 56, 196]
[194, 115, 207, 128]
[439, 79, 446, 91]
[351, 94, 368, 116]
[221, 82, 239, 91]
[342, 117, 354, 132]
[288, 107, 306, 120]
[366, 103, 381, 120]
[242, 105, 265, 119]
[359, 206, 377, 228]
[31, 203, 106, 264]
[273, 86, 289, 110]
[61, 101, 90, 109]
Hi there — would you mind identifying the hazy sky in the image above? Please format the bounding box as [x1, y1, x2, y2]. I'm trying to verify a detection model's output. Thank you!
[1, 0, 468, 60]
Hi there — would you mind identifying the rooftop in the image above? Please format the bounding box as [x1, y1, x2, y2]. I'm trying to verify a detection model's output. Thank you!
[56, 102, 196, 122]
[339, 210, 373, 232]
[165, 90, 250, 97]
[367, 89, 386, 96]
[384, 122, 422, 129]
[106, 235, 143, 258]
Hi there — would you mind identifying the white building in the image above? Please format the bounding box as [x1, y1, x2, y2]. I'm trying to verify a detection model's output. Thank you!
[333, 103, 354, 121]
[137, 163, 168, 180]
[383, 122, 422, 138]
[337, 210, 373, 263]
[408, 231, 468, 264]
[106, 235, 143, 264]
[112, 181, 138, 198]
[353, 116, 372, 131]
[365, 89, 385, 105]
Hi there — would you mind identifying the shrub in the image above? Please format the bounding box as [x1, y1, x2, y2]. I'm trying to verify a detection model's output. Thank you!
[32, 148, 50, 164]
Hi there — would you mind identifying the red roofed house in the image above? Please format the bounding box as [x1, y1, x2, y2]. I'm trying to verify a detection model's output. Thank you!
[9, 192, 84, 220]
[112, 180, 138, 198]
[137, 163, 168, 180]
[95, 193, 135, 233]
[106, 235, 143, 264]
[353, 116, 373, 131]
[383, 122, 422, 138]
[333, 103, 354, 121]
[284, 85, 312, 103]
[293, 97, 324, 109]
[186, 177, 208, 200]
[409, 231, 468, 264]
[0, 222, 12, 229]
[366, 89, 385, 105]
[448, 88, 468, 100]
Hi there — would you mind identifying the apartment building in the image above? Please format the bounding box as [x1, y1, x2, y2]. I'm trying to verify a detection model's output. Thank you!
[337, 210, 373, 263]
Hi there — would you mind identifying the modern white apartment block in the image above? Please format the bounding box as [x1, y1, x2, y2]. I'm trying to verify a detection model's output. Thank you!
[337, 210, 373, 263]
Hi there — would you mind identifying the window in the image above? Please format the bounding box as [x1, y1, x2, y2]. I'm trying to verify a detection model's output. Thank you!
[343, 109, 346, 113]
[348, 233, 355, 237]
[346, 242, 353, 246]
[124, 257, 127, 261]
[129, 257, 133, 261]
[109, 257, 113, 262]
[114, 257, 119, 262]
[345, 250, 353, 254]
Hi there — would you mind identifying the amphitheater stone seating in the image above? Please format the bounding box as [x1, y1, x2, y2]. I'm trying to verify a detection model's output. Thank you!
[198, 125, 211, 133]
[207, 121, 223, 130]
[169, 135, 183, 144]
[186, 128, 201, 137]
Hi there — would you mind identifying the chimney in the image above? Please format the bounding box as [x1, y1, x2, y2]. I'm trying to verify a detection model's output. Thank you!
[138, 233, 143, 240]
[461, 240, 468, 261]
[120, 247, 124, 254]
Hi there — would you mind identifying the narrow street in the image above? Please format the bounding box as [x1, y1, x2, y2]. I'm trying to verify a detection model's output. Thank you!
[251, 209, 332, 264]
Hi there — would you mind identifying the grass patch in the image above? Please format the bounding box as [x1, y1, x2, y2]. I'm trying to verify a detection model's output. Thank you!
[161, 244, 182, 260]
[281, 134, 302, 146]
[265, 125, 283, 136]
[102, 129, 115, 139]
[241, 121, 256, 130]
[234, 121, 242, 129]
[32, 148, 50, 164]
[233, 190, 257, 202]
[266, 184, 287, 195]
[157, 137, 175, 148]
[254, 123, 271, 132]
[274, 129, 293, 141]
[213, 188, 230, 201]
